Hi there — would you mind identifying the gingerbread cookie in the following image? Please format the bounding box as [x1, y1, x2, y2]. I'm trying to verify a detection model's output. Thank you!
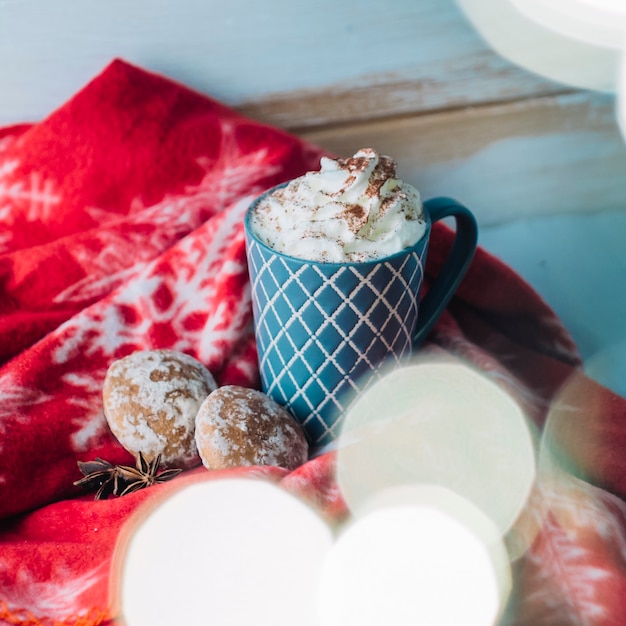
[195, 385, 308, 471]
[103, 349, 217, 469]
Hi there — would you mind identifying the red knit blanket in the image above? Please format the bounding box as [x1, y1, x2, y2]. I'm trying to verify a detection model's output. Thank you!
[1, 59, 625, 626]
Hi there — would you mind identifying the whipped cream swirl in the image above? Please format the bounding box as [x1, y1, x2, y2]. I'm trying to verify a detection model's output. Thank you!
[249, 148, 426, 263]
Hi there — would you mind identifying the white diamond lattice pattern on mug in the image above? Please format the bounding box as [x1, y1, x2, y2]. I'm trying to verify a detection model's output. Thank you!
[248, 240, 422, 444]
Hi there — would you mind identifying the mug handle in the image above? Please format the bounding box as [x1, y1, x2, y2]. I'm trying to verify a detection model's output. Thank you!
[413, 197, 478, 346]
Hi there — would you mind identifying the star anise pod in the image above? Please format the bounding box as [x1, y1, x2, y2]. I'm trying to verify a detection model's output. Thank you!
[114, 452, 182, 496]
[73, 457, 123, 500]
[74, 453, 182, 500]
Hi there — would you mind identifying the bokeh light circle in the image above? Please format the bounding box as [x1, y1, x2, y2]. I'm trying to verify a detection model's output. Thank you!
[336, 360, 536, 541]
[457, 0, 620, 92]
[317, 485, 511, 626]
[118, 478, 334, 626]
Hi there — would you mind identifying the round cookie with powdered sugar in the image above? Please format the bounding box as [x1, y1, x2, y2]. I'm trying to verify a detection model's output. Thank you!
[195, 385, 309, 471]
[103, 349, 217, 469]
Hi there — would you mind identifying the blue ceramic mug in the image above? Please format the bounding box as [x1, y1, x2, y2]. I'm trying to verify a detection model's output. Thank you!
[244, 185, 477, 447]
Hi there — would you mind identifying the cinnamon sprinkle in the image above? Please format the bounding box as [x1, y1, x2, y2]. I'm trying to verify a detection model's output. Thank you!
[340, 203, 368, 233]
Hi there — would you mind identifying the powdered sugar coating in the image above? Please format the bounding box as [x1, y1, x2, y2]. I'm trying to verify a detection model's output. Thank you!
[103, 349, 217, 469]
[195, 385, 309, 471]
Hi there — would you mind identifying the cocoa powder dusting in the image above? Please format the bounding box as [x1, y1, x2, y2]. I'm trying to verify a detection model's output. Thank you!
[341, 203, 368, 233]
[335, 151, 372, 190]
[334, 149, 397, 200]
[365, 154, 397, 198]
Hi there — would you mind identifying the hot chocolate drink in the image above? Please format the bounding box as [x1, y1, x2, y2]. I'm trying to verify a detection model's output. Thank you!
[248, 148, 426, 263]
[244, 148, 478, 445]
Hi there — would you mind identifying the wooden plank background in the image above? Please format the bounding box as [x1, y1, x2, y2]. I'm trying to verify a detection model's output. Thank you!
[0, 0, 625, 227]
[0, 0, 565, 127]
[302, 92, 626, 225]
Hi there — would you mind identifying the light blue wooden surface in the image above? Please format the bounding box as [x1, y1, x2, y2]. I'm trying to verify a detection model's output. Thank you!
[479, 210, 626, 398]
[0, 0, 562, 128]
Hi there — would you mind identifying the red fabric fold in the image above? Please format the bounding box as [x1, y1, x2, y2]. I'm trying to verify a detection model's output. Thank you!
[1, 59, 625, 626]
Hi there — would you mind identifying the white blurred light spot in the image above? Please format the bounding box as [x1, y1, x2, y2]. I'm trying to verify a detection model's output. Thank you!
[456, 0, 621, 92]
[119, 479, 333, 626]
[509, 0, 626, 48]
[514, 0, 626, 43]
[318, 486, 509, 626]
[336, 360, 536, 541]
